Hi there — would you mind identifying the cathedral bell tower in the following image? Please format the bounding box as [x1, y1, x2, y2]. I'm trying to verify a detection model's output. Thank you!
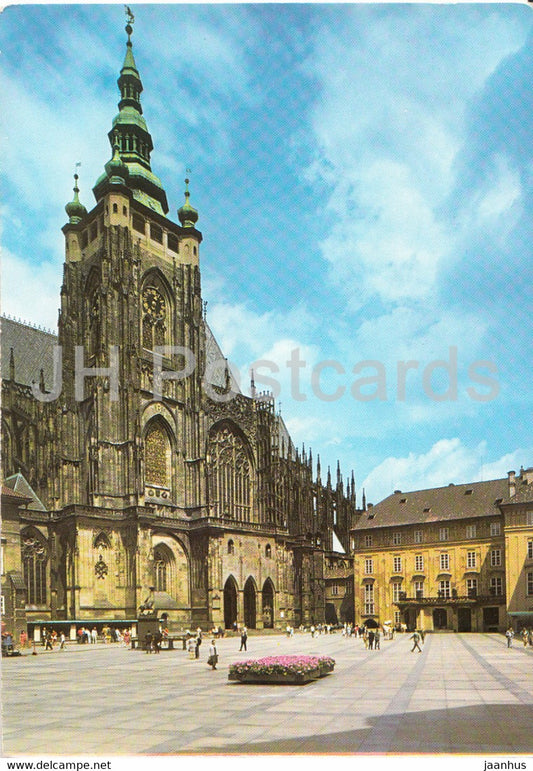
[58, 15, 205, 514]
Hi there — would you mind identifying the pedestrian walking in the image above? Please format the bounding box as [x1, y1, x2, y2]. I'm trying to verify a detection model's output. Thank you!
[195, 628, 202, 659]
[522, 628, 528, 647]
[374, 629, 380, 650]
[505, 628, 514, 648]
[208, 640, 218, 670]
[409, 630, 422, 653]
[59, 632, 66, 650]
[368, 630, 375, 650]
[239, 626, 248, 651]
[45, 632, 54, 651]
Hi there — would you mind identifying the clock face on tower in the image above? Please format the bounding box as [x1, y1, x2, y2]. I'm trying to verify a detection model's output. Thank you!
[143, 287, 165, 318]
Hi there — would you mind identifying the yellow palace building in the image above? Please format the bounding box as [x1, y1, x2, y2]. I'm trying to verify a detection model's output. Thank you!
[352, 468, 533, 633]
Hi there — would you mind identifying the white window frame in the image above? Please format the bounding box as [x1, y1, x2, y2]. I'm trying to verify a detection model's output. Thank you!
[393, 556, 402, 573]
[440, 553, 450, 571]
[490, 576, 502, 596]
[364, 534, 373, 548]
[467, 551, 476, 569]
[414, 530, 423, 544]
[364, 583, 374, 615]
[439, 580, 451, 598]
[466, 524, 476, 539]
[527, 572, 533, 597]
[491, 549, 501, 567]
[415, 554, 424, 572]
[528, 540, 533, 560]
[392, 582, 402, 602]
[394, 610, 401, 625]
[414, 580, 424, 597]
[392, 532, 402, 546]
[439, 527, 449, 541]
[364, 558, 374, 575]
[490, 522, 501, 537]
[466, 577, 477, 596]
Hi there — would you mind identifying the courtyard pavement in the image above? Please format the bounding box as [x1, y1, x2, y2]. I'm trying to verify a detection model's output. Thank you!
[2, 631, 533, 755]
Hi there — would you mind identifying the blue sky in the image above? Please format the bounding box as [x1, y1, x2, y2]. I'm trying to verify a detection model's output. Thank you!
[1, 3, 532, 503]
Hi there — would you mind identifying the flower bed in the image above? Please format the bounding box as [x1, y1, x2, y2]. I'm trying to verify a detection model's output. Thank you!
[228, 655, 335, 684]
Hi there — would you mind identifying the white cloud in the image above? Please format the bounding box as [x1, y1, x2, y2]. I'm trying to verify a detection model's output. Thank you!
[361, 438, 533, 504]
[1, 247, 61, 331]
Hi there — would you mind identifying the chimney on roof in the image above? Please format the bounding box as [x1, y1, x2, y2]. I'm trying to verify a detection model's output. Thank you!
[394, 489, 401, 494]
[508, 470, 516, 498]
[522, 467, 533, 485]
[367, 502, 373, 509]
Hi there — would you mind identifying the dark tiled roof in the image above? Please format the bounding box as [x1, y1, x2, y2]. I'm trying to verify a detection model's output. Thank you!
[1, 484, 31, 502]
[3, 473, 46, 511]
[204, 322, 241, 393]
[1, 316, 57, 390]
[354, 478, 508, 530]
[501, 478, 533, 505]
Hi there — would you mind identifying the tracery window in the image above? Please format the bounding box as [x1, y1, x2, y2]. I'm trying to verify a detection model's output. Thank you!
[209, 425, 252, 521]
[144, 421, 171, 489]
[154, 546, 169, 592]
[142, 285, 167, 351]
[22, 531, 48, 605]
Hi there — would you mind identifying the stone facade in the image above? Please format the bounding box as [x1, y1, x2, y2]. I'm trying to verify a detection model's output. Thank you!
[1, 25, 357, 636]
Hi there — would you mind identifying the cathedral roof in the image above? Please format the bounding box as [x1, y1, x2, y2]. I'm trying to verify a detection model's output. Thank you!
[204, 322, 241, 393]
[3, 473, 46, 511]
[1, 316, 57, 390]
[354, 477, 509, 530]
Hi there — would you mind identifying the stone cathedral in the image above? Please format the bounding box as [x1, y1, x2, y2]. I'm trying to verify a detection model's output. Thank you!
[1, 21, 358, 637]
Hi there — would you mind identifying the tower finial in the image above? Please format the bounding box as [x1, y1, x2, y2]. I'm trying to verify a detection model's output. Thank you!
[65, 164, 87, 224]
[178, 173, 199, 228]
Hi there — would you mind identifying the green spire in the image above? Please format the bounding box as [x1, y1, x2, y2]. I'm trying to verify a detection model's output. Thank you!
[178, 178, 199, 228]
[93, 14, 168, 214]
[105, 140, 129, 184]
[65, 172, 87, 224]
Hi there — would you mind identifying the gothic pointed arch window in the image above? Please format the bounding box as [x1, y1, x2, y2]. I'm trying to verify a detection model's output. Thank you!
[208, 423, 253, 522]
[141, 273, 172, 352]
[153, 543, 175, 593]
[144, 418, 173, 497]
[21, 529, 48, 605]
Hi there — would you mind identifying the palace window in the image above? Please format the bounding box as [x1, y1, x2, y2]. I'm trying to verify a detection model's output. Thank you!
[467, 578, 477, 597]
[439, 527, 449, 542]
[414, 530, 423, 544]
[415, 555, 424, 572]
[364, 558, 373, 575]
[265, 544, 272, 558]
[466, 525, 476, 539]
[392, 582, 402, 602]
[528, 540, 533, 560]
[364, 534, 373, 548]
[467, 551, 476, 569]
[394, 610, 401, 625]
[331, 584, 339, 596]
[414, 580, 424, 597]
[22, 531, 48, 605]
[439, 580, 451, 598]
[490, 522, 501, 537]
[364, 583, 374, 615]
[527, 572, 533, 597]
[490, 549, 501, 567]
[440, 553, 450, 571]
[527, 511, 533, 526]
[392, 532, 402, 546]
[490, 576, 503, 596]
[393, 556, 402, 573]
[208, 425, 252, 521]
[228, 539, 235, 555]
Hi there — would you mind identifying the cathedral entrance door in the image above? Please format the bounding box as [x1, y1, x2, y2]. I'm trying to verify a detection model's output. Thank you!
[224, 577, 238, 630]
[262, 579, 274, 628]
[243, 577, 257, 629]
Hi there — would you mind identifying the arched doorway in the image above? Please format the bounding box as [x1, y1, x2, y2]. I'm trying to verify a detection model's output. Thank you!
[224, 576, 238, 630]
[433, 608, 448, 630]
[243, 577, 257, 629]
[262, 578, 274, 628]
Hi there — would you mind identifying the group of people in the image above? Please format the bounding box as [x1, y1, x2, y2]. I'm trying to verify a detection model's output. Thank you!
[505, 627, 533, 648]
